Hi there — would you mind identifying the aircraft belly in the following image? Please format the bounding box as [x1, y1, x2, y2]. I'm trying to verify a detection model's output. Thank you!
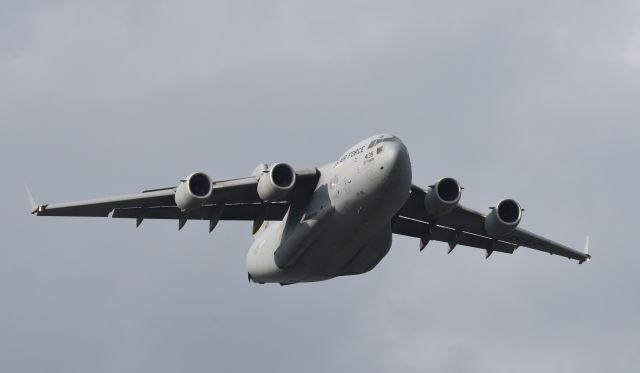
[339, 224, 393, 276]
[273, 206, 334, 269]
[296, 191, 388, 273]
[294, 186, 403, 279]
[248, 200, 399, 284]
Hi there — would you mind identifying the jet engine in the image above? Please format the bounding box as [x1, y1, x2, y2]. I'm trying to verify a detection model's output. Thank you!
[423, 177, 462, 217]
[175, 172, 213, 211]
[257, 163, 296, 201]
[484, 199, 522, 238]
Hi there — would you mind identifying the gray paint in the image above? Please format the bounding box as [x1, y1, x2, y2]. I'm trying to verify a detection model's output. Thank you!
[1, 1, 639, 372]
[248, 134, 412, 283]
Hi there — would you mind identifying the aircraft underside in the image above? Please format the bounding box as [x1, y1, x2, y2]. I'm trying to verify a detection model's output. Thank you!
[246, 137, 411, 284]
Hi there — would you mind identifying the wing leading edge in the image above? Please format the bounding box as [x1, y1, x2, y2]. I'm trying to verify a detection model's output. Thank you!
[393, 185, 591, 263]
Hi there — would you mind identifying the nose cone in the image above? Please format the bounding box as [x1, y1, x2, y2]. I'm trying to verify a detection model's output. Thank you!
[382, 139, 412, 192]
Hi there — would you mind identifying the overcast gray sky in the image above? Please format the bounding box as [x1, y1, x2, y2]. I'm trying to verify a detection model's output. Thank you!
[1, 1, 639, 372]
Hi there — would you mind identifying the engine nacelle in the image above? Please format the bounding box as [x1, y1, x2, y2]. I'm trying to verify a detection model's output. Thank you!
[423, 177, 462, 217]
[484, 199, 522, 238]
[175, 172, 213, 211]
[257, 163, 296, 201]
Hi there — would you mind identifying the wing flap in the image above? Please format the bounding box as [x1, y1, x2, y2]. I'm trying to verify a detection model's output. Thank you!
[209, 178, 261, 204]
[111, 203, 289, 221]
[392, 216, 517, 254]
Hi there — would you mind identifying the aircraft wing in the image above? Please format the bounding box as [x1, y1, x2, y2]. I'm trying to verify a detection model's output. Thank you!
[28, 169, 319, 230]
[392, 185, 591, 263]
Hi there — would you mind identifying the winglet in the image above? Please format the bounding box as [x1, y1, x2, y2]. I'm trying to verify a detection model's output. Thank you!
[25, 185, 39, 214]
[579, 236, 591, 264]
[584, 236, 590, 256]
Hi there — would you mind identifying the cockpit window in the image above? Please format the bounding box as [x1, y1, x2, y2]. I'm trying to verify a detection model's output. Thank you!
[368, 139, 384, 148]
[369, 136, 400, 149]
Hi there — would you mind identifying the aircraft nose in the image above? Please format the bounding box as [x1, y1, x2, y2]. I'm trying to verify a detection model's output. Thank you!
[384, 140, 409, 170]
[382, 139, 412, 188]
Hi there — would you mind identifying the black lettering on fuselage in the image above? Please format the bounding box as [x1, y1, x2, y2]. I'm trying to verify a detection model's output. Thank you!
[344, 146, 365, 159]
[336, 145, 368, 166]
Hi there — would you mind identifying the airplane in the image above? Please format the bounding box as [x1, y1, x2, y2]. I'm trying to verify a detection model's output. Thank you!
[26, 134, 590, 285]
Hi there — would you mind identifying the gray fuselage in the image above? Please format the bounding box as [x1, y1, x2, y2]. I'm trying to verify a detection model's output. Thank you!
[246, 134, 412, 284]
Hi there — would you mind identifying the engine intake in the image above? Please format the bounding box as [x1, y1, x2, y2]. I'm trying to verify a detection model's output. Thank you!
[175, 172, 213, 211]
[484, 199, 522, 238]
[423, 177, 462, 217]
[257, 163, 296, 201]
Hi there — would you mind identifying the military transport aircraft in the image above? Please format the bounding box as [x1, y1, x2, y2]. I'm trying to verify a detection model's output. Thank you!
[27, 134, 590, 284]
